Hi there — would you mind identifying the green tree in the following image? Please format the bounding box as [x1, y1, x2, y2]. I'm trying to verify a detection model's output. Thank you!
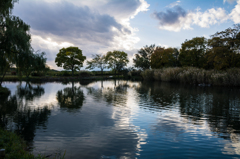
[86, 54, 107, 75]
[206, 24, 240, 70]
[105, 50, 129, 76]
[133, 44, 155, 70]
[178, 37, 207, 68]
[151, 47, 178, 69]
[55, 46, 86, 76]
[0, 0, 31, 86]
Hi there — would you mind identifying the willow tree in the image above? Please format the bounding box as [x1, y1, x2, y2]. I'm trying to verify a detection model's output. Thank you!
[55, 46, 86, 76]
[0, 0, 31, 86]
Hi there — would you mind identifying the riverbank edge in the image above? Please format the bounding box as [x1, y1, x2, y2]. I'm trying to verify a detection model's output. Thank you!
[0, 128, 44, 159]
[2, 76, 122, 82]
[1, 75, 143, 83]
[0, 128, 67, 159]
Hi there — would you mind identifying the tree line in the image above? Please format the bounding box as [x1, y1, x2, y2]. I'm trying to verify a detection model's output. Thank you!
[133, 24, 240, 71]
[55, 47, 129, 76]
[54, 24, 240, 77]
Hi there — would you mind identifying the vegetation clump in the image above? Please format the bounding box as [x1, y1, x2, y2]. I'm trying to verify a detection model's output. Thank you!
[0, 87, 10, 95]
[0, 128, 37, 159]
[141, 67, 240, 86]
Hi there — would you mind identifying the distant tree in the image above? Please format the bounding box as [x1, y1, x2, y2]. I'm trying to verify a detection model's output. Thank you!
[33, 51, 48, 76]
[211, 24, 240, 52]
[206, 24, 240, 70]
[0, 0, 31, 86]
[133, 44, 155, 70]
[151, 47, 177, 69]
[178, 37, 207, 68]
[105, 50, 129, 76]
[55, 47, 86, 76]
[86, 54, 107, 75]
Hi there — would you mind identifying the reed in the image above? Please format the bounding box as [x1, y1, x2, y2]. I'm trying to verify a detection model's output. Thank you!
[141, 69, 154, 81]
[142, 67, 240, 86]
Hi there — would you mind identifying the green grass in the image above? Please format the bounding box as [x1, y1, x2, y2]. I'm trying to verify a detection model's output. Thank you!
[0, 129, 41, 159]
[0, 128, 66, 159]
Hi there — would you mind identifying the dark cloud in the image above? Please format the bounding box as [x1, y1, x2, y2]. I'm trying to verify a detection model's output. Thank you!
[13, 1, 130, 44]
[153, 6, 187, 25]
[12, 0, 147, 69]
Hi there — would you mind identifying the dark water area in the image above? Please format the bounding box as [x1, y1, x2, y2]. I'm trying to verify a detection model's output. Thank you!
[1, 80, 240, 159]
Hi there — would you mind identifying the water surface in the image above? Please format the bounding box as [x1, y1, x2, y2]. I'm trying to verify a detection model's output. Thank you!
[1, 80, 240, 159]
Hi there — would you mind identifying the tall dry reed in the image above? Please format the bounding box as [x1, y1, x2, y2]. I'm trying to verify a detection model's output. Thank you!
[141, 67, 240, 86]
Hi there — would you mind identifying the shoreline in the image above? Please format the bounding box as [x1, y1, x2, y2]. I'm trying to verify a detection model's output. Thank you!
[1, 75, 124, 82]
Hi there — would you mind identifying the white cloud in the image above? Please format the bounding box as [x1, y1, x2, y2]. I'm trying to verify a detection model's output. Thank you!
[167, 1, 181, 8]
[158, 43, 169, 48]
[192, 8, 229, 28]
[154, 6, 229, 32]
[230, 0, 240, 23]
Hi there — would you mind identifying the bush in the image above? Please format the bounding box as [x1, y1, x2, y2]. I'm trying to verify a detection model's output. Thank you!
[61, 71, 71, 76]
[0, 129, 36, 159]
[11, 72, 16, 75]
[79, 71, 93, 77]
[0, 87, 10, 96]
[31, 72, 44, 77]
[0, 128, 65, 159]
[128, 70, 142, 77]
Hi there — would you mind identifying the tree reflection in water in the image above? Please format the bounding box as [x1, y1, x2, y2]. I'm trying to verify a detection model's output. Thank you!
[56, 81, 85, 112]
[17, 82, 45, 101]
[135, 81, 240, 141]
[86, 80, 128, 107]
[0, 82, 51, 149]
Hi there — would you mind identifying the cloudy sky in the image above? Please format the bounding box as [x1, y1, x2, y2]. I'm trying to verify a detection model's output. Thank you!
[12, 0, 240, 70]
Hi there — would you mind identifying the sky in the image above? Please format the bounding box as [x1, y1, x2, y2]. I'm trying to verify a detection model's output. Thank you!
[12, 0, 240, 70]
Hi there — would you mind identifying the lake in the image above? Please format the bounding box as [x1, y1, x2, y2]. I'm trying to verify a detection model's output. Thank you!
[1, 80, 240, 159]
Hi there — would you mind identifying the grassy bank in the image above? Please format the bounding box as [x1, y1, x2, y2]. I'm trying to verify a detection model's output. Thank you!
[0, 128, 66, 159]
[141, 67, 240, 86]
[0, 128, 42, 159]
[1, 75, 126, 83]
